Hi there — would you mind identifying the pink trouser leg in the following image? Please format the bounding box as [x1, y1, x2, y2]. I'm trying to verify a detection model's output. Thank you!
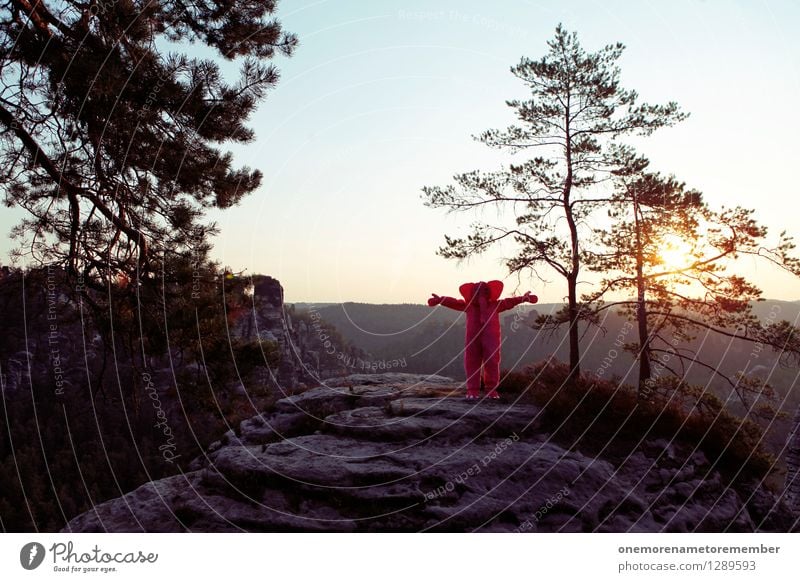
[465, 333, 483, 396]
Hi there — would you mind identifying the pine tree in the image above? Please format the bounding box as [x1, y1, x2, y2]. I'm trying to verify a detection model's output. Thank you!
[586, 151, 800, 406]
[0, 1, 297, 286]
[423, 24, 685, 382]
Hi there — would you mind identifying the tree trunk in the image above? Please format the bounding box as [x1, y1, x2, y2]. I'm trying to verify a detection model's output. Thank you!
[563, 95, 580, 384]
[566, 274, 581, 384]
[636, 267, 651, 397]
[633, 194, 651, 399]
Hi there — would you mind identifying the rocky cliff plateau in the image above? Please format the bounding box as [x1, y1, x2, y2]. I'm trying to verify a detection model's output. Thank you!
[62, 373, 796, 533]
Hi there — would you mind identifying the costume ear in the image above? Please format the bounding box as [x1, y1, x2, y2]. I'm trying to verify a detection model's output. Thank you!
[459, 282, 477, 301]
[487, 280, 504, 301]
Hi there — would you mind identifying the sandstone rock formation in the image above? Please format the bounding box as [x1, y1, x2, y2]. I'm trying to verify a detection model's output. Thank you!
[62, 373, 796, 532]
[230, 275, 360, 388]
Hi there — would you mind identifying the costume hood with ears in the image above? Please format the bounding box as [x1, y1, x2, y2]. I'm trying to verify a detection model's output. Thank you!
[459, 280, 504, 303]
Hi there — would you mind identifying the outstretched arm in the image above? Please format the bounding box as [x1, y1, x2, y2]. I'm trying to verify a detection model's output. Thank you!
[498, 291, 537, 312]
[428, 293, 466, 311]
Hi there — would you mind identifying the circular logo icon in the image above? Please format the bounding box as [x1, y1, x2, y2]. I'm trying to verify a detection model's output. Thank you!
[20, 542, 46, 570]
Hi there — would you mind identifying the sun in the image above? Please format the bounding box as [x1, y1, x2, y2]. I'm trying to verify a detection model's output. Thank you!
[658, 235, 694, 271]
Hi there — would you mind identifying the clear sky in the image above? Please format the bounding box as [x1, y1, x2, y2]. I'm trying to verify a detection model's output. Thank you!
[2, 0, 799, 304]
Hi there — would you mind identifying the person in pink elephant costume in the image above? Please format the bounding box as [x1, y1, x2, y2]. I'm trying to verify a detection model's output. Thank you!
[428, 280, 537, 400]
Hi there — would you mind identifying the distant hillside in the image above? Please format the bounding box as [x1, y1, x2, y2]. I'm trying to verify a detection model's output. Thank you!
[290, 300, 800, 461]
[290, 300, 800, 390]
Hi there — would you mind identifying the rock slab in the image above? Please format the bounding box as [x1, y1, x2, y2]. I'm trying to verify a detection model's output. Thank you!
[62, 373, 796, 532]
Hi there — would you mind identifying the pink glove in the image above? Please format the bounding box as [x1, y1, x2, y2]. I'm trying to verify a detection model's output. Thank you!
[523, 291, 538, 304]
[428, 293, 442, 307]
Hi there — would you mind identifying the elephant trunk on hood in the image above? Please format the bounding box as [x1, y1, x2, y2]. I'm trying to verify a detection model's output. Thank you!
[476, 282, 490, 325]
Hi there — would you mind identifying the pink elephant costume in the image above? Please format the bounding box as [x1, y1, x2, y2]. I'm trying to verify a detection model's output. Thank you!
[428, 280, 537, 399]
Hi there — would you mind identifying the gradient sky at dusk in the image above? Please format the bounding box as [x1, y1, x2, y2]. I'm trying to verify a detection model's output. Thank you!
[2, 0, 799, 304]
